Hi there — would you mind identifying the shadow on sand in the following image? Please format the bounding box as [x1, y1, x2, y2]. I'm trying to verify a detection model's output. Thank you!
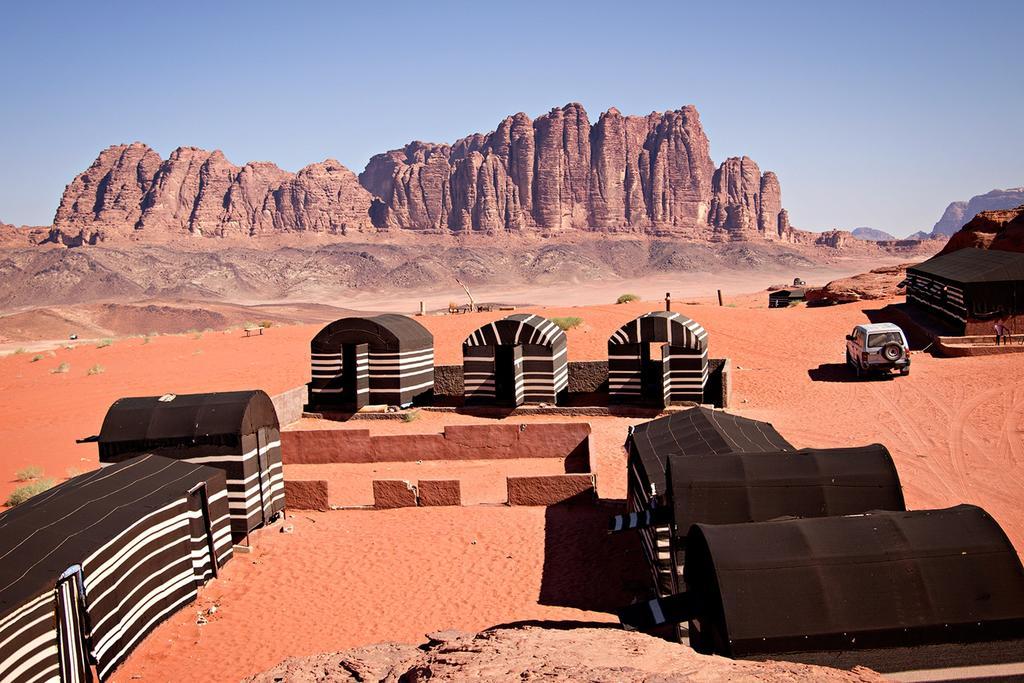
[808, 362, 898, 383]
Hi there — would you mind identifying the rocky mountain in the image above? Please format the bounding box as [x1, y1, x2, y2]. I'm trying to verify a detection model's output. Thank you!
[49, 144, 376, 246]
[245, 626, 884, 682]
[939, 204, 1024, 255]
[362, 103, 793, 239]
[931, 187, 1024, 237]
[48, 103, 795, 245]
[851, 227, 895, 241]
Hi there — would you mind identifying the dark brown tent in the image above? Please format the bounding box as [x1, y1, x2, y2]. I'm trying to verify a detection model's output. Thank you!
[619, 505, 1024, 678]
[0, 455, 232, 682]
[98, 390, 283, 543]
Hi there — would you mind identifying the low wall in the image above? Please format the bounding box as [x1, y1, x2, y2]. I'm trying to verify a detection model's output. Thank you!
[284, 480, 328, 510]
[272, 385, 308, 426]
[283, 422, 591, 466]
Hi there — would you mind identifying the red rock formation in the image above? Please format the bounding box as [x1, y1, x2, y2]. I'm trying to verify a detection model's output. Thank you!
[939, 204, 1024, 254]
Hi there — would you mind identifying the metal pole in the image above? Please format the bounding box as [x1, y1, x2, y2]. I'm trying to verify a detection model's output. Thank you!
[665, 292, 671, 311]
[717, 289, 723, 307]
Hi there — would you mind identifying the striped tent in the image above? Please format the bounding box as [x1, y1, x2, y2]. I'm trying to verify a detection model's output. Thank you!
[0, 455, 232, 682]
[462, 314, 568, 406]
[619, 505, 1024, 679]
[624, 408, 793, 595]
[309, 315, 434, 410]
[608, 312, 709, 406]
[97, 390, 283, 544]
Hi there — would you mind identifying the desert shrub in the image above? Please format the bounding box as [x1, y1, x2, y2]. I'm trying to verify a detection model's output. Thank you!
[15, 465, 44, 481]
[51, 362, 70, 374]
[401, 410, 421, 423]
[192, 331, 203, 340]
[12, 347, 26, 355]
[550, 316, 583, 331]
[30, 354, 44, 362]
[142, 334, 152, 344]
[6, 479, 55, 506]
[258, 320, 273, 329]
[87, 364, 105, 375]
[616, 293, 640, 304]
[96, 338, 114, 348]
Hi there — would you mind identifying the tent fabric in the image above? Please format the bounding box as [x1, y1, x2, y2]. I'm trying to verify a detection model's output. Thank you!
[98, 391, 284, 543]
[0, 455, 232, 681]
[462, 314, 568, 405]
[608, 312, 709, 405]
[683, 505, 1024, 658]
[666, 445, 906, 533]
[909, 248, 1024, 283]
[907, 249, 1024, 331]
[608, 311, 708, 350]
[309, 315, 434, 408]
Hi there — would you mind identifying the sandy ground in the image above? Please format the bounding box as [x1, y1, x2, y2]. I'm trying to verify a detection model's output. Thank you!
[0, 292, 1021, 681]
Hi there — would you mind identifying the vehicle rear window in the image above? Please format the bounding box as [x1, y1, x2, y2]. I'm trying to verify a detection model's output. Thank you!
[868, 332, 902, 347]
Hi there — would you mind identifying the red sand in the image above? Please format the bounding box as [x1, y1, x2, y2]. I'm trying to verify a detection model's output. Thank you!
[1, 295, 1022, 681]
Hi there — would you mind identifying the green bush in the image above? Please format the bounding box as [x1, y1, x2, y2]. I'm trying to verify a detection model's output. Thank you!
[616, 293, 640, 304]
[550, 316, 583, 331]
[15, 465, 44, 481]
[87, 364, 105, 375]
[30, 354, 44, 362]
[96, 338, 114, 348]
[401, 410, 421, 423]
[6, 479, 55, 506]
[258, 320, 273, 329]
[51, 362, 70, 374]
[12, 347, 26, 355]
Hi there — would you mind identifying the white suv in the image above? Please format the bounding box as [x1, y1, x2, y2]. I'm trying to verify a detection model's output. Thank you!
[845, 323, 911, 377]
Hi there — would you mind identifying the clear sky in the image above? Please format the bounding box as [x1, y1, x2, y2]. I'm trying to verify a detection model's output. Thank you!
[1, 0, 1021, 235]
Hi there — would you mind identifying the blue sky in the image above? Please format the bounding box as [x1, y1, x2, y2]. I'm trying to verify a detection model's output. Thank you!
[1, 0, 1021, 235]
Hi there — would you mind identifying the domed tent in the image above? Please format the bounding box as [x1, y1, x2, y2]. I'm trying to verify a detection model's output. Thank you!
[619, 505, 1024, 679]
[624, 407, 793, 594]
[309, 314, 434, 410]
[0, 455, 232, 682]
[462, 314, 568, 406]
[97, 390, 283, 544]
[608, 312, 709, 406]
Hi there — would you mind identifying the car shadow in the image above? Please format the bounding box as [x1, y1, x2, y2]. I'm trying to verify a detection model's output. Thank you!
[808, 362, 897, 383]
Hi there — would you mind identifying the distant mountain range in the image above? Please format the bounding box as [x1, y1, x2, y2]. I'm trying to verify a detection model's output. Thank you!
[932, 187, 1024, 237]
[851, 227, 896, 241]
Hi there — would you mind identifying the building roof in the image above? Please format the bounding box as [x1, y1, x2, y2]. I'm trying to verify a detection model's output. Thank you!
[667, 445, 905, 534]
[684, 504, 1024, 657]
[629, 408, 794, 496]
[311, 314, 433, 352]
[99, 390, 278, 445]
[909, 248, 1024, 283]
[0, 455, 224, 621]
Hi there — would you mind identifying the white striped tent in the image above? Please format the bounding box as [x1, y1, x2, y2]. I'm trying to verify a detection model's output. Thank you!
[309, 315, 434, 410]
[624, 408, 793, 595]
[462, 314, 568, 406]
[608, 312, 709, 406]
[0, 455, 233, 682]
[906, 248, 1024, 335]
[97, 391, 284, 545]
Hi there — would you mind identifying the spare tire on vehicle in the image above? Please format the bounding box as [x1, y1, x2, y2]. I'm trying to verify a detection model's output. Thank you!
[881, 342, 904, 362]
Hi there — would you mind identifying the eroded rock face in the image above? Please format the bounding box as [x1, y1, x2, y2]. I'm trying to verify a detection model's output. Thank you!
[804, 263, 911, 305]
[243, 626, 885, 683]
[931, 188, 1024, 237]
[939, 203, 1024, 254]
[361, 103, 782, 237]
[50, 144, 376, 243]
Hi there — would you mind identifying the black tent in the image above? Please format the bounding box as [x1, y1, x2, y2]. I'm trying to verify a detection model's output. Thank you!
[768, 289, 805, 308]
[309, 314, 434, 410]
[906, 248, 1024, 335]
[608, 312, 709, 406]
[0, 455, 232, 682]
[98, 390, 283, 543]
[462, 314, 568, 406]
[625, 408, 793, 594]
[620, 505, 1024, 678]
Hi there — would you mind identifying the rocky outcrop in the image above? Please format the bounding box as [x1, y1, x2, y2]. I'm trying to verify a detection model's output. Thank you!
[50, 144, 375, 244]
[931, 188, 1024, 236]
[362, 103, 787, 238]
[244, 627, 885, 683]
[804, 264, 910, 305]
[939, 204, 1024, 254]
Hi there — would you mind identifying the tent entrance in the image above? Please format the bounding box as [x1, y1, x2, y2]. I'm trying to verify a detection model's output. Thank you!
[187, 483, 219, 585]
[341, 342, 369, 409]
[55, 566, 92, 683]
[493, 345, 524, 407]
[641, 343, 667, 407]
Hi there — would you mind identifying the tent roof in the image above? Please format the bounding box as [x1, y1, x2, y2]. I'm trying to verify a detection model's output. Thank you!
[463, 313, 567, 349]
[609, 311, 708, 350]
[667, 445, 905, 532]
[629, 408, 793, 496]
[311, 314, 433, 351]
[908, 248, 1024, 283]
[686, 504, 1024, 657]
[99, 390, 278, 445]
[0, 455, 224, 621]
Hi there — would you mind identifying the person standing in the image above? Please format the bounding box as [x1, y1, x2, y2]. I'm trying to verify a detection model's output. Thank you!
[994, 319, 1009, 346]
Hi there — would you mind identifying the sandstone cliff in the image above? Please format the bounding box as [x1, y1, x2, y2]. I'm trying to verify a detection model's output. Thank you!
[931, 187, 1024, 237]
[939, 203, 1024, 254]
[362, 103, 793, 239]
[50, 143, 375, 245]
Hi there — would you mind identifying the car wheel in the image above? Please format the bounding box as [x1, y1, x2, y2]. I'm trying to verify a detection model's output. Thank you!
[900, 367, 910, 376]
